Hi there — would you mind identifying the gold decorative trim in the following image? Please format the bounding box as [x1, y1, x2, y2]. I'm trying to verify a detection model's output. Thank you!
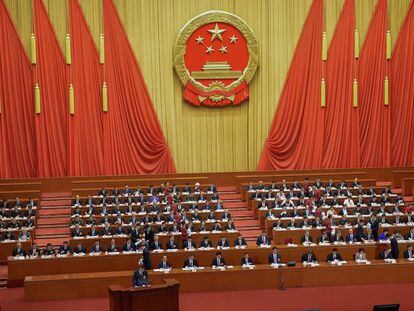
[173, 10, 259, 93]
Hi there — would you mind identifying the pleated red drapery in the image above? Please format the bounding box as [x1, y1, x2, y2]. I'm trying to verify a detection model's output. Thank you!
[0, 0, 36, 178]
[390, 0, 414, 166]
[67, 0, 104, 176]
[358, 0, 390, 167]
[102, 0, 175, 174]
[257, 0, 324, 170]
[323, 0, 360, 168]
[33, 0, 68, 177]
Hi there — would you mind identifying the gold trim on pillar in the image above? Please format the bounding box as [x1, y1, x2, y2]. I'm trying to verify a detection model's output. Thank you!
[321, 78, 326, 107]
[386, 30, 391, 60]
[322, 31, 327, 61]
[353, 79, 358, 108]
[100, 33, 105, 64]
[102, 82, 108, 112]
[69, 84, 75, 114]
[30, 33, 36, 64]
[66, 34, 72, 65]
[35, 83, 41, 114]
[384, 76, 389, 106]
[354, 29, 359, 59]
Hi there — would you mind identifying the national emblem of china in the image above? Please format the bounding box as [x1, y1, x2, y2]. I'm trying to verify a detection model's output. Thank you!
[173, 11, 259, 107]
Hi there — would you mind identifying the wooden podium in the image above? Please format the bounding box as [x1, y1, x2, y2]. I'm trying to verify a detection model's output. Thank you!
[109, 278, 180, 311]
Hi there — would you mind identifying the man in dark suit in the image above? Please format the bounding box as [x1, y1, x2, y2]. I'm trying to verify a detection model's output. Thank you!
[12, 242, 26, 257]
[318, 230, 330, 243]
[390, 234, 399, 259]
[199, 236, 213, 248]
[132, 264, 150, 287]
[73, 242, 86, 254]
[369, 215, 379, 241]
[206, 184, 217, 193]
[144, 225, 155, 245]
[352, 178, 361, 188]
[234, 234, 247, 247]
[183, 236, 196, 250]
[87, 225, 99, 237]
[403, 245, 414, 259]
[217, 236, 230, 248]
[43, 243, 55, 256]
[246, 181, 255, 192]
[301, 250, 318, 263]
[211, 251, 226, 267]
[129, 224, 140, 244]
[356, 220, 365, 242]
[107, 239, 119, 253]
[150, 236, 163, 250]
[101, 223, 112, 236]
[72, 224, 83, 238]
[256, 230, 271, 246]
[379, 248, 394, 260]
[166, 236, 178, 250]
[28, 243, 42, 257]
[58, 241, 72, 255]
[346, 229, 357, 243]
[405, 228, 414, 241]
[326, 248, 343, 262]
[241, 253, 254, 265]
[268, 247, 282, 264]
[183, 254, 198, 268]
[98, 188, 108, 196]
[158, 255, 172, 269]
[182, 183, 192, 193]
[139, 242, 152, 270]
[123, 239, 136, 252]
[90, 240, 103, 253]
[301, 230, 313, 244]
[332, 230, 344, 242]
[72, 195, 82, 207]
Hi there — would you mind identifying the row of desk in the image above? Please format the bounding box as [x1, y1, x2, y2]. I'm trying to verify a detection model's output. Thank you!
[270, 223, 412, 244]
[240, 179, 379, 200]
[69, 220, 231, 234]
[9, 242, 409, 287]
[24, 259, 414, 301]
[68, 231, 240, 250]
[71, 209, 227, 220]
[245, 191, 395, 208]
[252, 201, 404, 226]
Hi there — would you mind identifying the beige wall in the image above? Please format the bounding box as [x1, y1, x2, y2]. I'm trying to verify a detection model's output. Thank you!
[5, 0, 411, 173]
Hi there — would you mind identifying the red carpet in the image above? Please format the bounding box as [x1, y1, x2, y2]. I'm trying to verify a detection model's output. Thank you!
[0, 283, 413, 311]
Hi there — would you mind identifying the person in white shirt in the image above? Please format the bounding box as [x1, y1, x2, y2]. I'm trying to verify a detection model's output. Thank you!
[343, 196, 355, 207]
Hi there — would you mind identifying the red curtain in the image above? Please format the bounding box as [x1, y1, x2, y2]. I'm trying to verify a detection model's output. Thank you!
[391, 0, 414, 166]
[257, 0, 324, 170]
[0, 0, 37, 178]
[102, 0, 175, 174]
[33, 0, 68, 177]
[67, 0, 104, 176]
[322, 0, 360, 168]
[358, 0, 390, 167]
